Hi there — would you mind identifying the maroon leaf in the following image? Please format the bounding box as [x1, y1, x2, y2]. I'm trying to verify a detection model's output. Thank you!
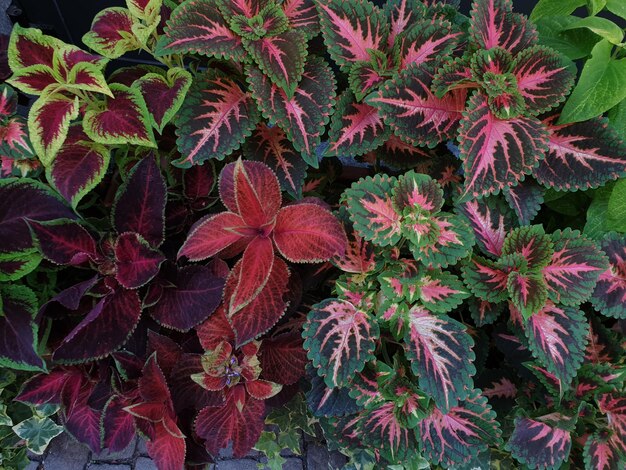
[196, 306, 236, 351]
[114, 232, 165, 289]
[64, 398, 102, 453]
[146, 265, 224, 331]
[82, 7, 138, 59]
[16, 369, 79, 405]
[102, 396, 136, 452]
[259, 332, 307, 385]
[591, 233, 626, 319]
[183, 163, 215, 204]
[506, 417, 572, 469]
[534, 115, 626, 191]
[147, 330, 183, 377]
[145, 421, 186, 470]
[28, 219, 98, 266]
[8, 25, 56, 70]
[53, 287, 141, 363]
[177, 212, 249, 261]
[112, 156, 167, 247]
[458, 92, 548, 198]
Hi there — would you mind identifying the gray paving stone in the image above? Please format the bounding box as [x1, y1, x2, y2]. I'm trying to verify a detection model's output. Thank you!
[282, 458, 303, 470]
[218, 442, 262, 459]
[91, 438, 136, 461]
[134, 457, 158, 470]
[216, 460, 259, 470]
[25, 461, 40, 470]
[306, 442, 347, 470]
[135, 439, 149, 456]
[87, 465, 130, 470]
[44, 433, 90, 470]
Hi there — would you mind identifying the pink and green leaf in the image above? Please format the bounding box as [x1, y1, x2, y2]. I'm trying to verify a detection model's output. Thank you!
[506, 417, 572, 470]
[583, 432, 623, 470]
[283, 0, 320, 39]
[393, 19, 461, 72]
[359, 402, 419, 462]
[506, 271, 548, 319]
[462, 255, 512, 302]
[456, 196, 514, 258]
[502, 225, 554, 270]
[591, 233, 626, 319]
[383, 0, 426, 48]
[419, 269, 470, 314]
[432, 55, 477, 98]
[303, 299, 379, 388]
[392, 171, 444, 214]
[82, 7, 139, 59]
[503, 178, 544, 225]
[411, 213, 475, 268]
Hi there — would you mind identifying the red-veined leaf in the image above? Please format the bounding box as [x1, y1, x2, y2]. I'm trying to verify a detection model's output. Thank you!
[327, 90, 388, 157]
[367, 65, 467, 148]
[283, 0, 320, 39]
[273, 203, 347, 263]
[155, 0, 245, 61]
[303, 299, 379, 388]
[470, 47, 514, 79]
[503, 177, 544, 225]
[0, 115, 35, 160]
[114, 232, 165, 289]
[481, 374, 517, 399]
[64, 397, 102, 453]
[524, 302, 587, 386]
[417, 390, 502, 467]
[174, 70, 258, 167]
[502, 225, 554, 269]
[377, 134, 435, 170]
[469, 0, 537, 55]
[15, 369, 78, 405]
[101, 396, 136, 453]
[542, 228, 609, 305]
[506, 417, 572, 470]
[248, 55, 336, 160]
[507, 271, 547, 319]
[534, 115, 626, 191]
[196, 306, 235, 351]
[82, 7, 138, 59]
[394, 19, 461, 72]
[458, 92, 549, 199]
[316, 0, 389, 72]
[183, 162, 215, 205]
[215, 0, 264, 19]
[457, 197, 514, 258]
[404, 305, 475, 411]
[28, 219, 97, 266]
[384, 0, 426, 48]
[147, 330, 183, 377]
[359, 402, 419, 462]
[258, 332, 307, 385]
[591, 233, 626, 319]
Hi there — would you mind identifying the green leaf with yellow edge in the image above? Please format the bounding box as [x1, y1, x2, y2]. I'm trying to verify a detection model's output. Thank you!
[11, 416, 63, 455]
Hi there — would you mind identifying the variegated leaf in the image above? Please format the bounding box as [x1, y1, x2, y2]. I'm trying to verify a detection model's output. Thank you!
[418, 269, 469, 314]
[457, 196, 514, 258]
[303, 299, 379, 388]
[507, 271, 547, 318]
[384, 0, 425, 48]
[583, 432, 623, 470]
[432, 55, 477, 98]
[462, 254, 522, 302]
[404, 305, 475, 411]
[506, 417, 572, 470]
[82, 7, 139, 59]
[394, 19, 461, 72]
[502, 225, 554, 270]
[174, 70, 258, 167]
[393, 171, 444, 215]
[348, 54, 390, 102]
[591, 233, 626, 319]
[503, 177, 544, 225]
[410, 213, 475, 268]
[597, 394, 626, 455]
[359, 402, 419, 462]
[283, 0, 320, 39]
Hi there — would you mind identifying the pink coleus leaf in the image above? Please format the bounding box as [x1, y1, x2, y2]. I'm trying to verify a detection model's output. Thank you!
[155, 0, 245, 61]
[344, 174, 401, 247]
[348, 58, 389, 102]
[114, 232, 165, 289]
[259, 332, 307, 385]
[28, 219, 98, 266]
[404, 305, 475, 411]
[327, 90, 389, 157]
[462, 255, 515, 302]
[46, 126, 110, 209]
[591, 233, 626, 319]
[542, 228, 609, 305]
[583, 432, 623, 470]
[511, 45, 574, 116]
[332, 216, 376, 275]
[135, 67, 192, 133]
[226, 256, 290, 347]
[393, 171, 444, 214]
[534, 115, 626, 191]
[524, 302, 588, 386]
[146, 265, 224, 331]
[506, 417, 572, 470]
[83, 83, 156, 148]
[195, 385, 264, 458]
[468, 299, 505, 326]
[174, 70, 259, 167]
[52, 287, 141, 363]
[597, 393, 626, 455]
[417, 390, 502, 467]
[82, 7, 138, 59]
[502, 177, 544, 225]
[411, 214, 475, 268]
[246, 124, 308, 198]
[307, 372, 360, 417]
[303, 299, 379, 388]
[458, 92, 549, 199]
[418, 269, 469, 314]
[101, 396, 136, 453]
[283, 0, 320, 39]
[469, 0, 537, 55]
[273, 203, 347, 263]
[248, 55, 336, 159]
[215, 0, 265, 19]
[367, 65, 467, 148]
[432, 55, 477, 98]
[383, 0, 426, 48]
[316, 0, 389, 72]
[502, 225, 554, 269]
[112, 156, 167, 247]
[0, 115, 35, 160]
[457, 196, 514, 258]
[506, 271, 547, 319]
[394, 19, 461, 72]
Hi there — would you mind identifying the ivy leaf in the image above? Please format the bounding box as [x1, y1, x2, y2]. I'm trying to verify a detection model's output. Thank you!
[12, 416, 63, 455]
[303, 299, 379, 388]
[82, 7, 139, 59]
[506, 417, 572, 470]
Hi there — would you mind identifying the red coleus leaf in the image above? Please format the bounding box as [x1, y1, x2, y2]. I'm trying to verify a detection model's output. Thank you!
[82, 7, 138, 59]
[146, 265, 225, 331]
[506, 417, 572, 470]
[52, 287, 141, 363]
[359, 402, 419, 462]
[246, 123, 308, 198]
[417, 390, 502, 467]
[283, 0, 320, 38]
[457, 197, 514, 258]
[175, 70, 259, 167]
[183, 162, 216, 204]
[316, 0, 389, 72]
[178, 212, 249, 261]
[46, 126, 110, 209]
[259, 332, 307, 385]
[225, 257, 290, 347]
[502, 177, 544, 225]
[458, 92, 549, 199]
[112, 156, 167, 247]
[303, 299, 379, 388]
[534, 115, 626, 191]
[114, 232, 165, 289]
[147, 330, 183, 377]
[102, 396, 136, 453]
[195, 385, 264, 458]
[155, 0, 245, 60]
[230, 237, 274, 313]
[64, 394, 102, 453]
[384, 0, 425, 48]
[248, 55, 336, 160]
[542, 228, 609, 306]
[591, 233, 626, 319]
[16, 368, 80, 405]
[0, 284, 44, 371]
[404, 305, 475, 411]
[524, 302, 587, 386]
[196, 306, 236, 351]
[245, 379, 282, 400]
[28, 219, 98, 266]
[145, 421, 186, 470]
[273, 203, 347, 263]
[7, 64, 58, 96]
[327, 90, 389, 157]
[83, 83, 155, 148]
[469, 0, 537, 55]
[367, 65, 467, 148]
[135, 67, 192, 133]
[394, 19, 461, 72]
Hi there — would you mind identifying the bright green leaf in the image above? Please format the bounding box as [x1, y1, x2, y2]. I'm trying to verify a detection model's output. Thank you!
[584, 183, 614, 238]
[535, 16, 601, 60]
[608, 98, 626, 139]
[587, 0, 607, 15]
[606, 0, 626, 19]
[563, 16, 624, 44]
[607, 177, 626, 231]
[531, 0, 586, 21]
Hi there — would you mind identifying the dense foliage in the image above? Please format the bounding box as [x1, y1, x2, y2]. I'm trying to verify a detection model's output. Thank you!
[0, 0, 625, 469]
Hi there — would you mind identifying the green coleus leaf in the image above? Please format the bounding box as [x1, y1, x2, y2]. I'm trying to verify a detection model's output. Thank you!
[392, 171, 444, 215]
[502, 225, 554, 270]
[303, 299, 379, 388]
[344, 174, 401, 247]
[82, 7, 140, 59]
[418, 268, 470, 314]
[404, 305, 476, 411]
[507, 271, 548, 319]
[506, 416, 572, 470]
[462, 254, 523, 303]
[11, 416, 63, 455]
[83, 83, 156, 148]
